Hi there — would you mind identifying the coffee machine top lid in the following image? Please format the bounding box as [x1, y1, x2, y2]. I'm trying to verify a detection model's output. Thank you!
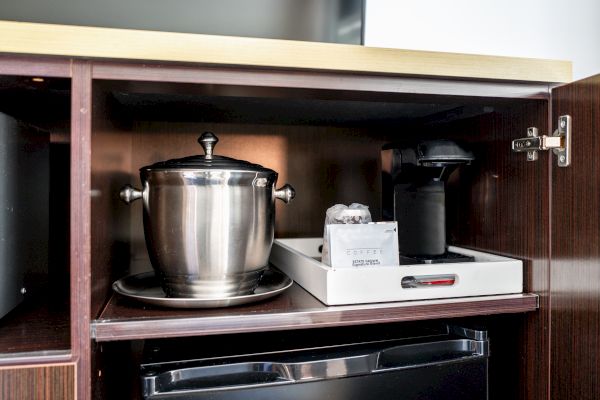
[381, 139, 474, 179]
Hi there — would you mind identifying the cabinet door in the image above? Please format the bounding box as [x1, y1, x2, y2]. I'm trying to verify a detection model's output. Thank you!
[551, 74, 600, 400]
[448, 100, 550, 400]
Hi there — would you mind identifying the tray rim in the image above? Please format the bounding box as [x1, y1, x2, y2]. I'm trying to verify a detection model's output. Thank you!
[270, 238, 523, 306]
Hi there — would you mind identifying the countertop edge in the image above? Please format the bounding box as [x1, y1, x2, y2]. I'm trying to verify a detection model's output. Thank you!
[0, 21, 572, 84]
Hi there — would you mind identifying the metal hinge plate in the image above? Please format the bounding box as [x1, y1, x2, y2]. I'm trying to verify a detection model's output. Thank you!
[511, 115, 571, 167]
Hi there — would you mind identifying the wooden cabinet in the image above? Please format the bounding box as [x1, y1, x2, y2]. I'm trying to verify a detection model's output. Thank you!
[0, 364, 75, 400]
[0, 58, 72, 355]
[0, 21, 598, 400]
[550, 75, 600, 400]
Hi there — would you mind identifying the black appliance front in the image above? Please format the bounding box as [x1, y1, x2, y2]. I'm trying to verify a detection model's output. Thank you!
[381, 140, 474, 260]
[140, 325, 488, 400]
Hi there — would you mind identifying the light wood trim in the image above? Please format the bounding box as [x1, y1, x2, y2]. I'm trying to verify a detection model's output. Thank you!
[0, 20, 572, 83]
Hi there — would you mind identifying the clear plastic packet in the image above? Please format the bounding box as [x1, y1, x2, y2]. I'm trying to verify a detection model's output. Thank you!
[322, 203, 372, 266]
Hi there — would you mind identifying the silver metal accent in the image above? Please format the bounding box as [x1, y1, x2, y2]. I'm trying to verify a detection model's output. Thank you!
[448, 325, 488, 341]
[554, 115, 571, 167]
[274, 184, 296, 203]
[526, 127, 539, 161]
[198, 131, 218, 159]
[401, 274, 456, 289]
[512, 132, 562, 153]
[20, 287, 26, 295]
[511, 115, 571, 167]
[112, 268, 292, 308]
[119, 184, 143, 204]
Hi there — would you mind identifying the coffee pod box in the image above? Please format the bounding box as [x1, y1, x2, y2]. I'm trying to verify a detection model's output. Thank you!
[323, 222, 399, 268]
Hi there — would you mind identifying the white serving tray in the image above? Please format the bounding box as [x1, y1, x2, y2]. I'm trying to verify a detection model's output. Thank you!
[270, 238, 523, 306]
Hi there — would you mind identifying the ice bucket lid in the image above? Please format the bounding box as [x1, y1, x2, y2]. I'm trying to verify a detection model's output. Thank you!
[141, 132, 276, 173]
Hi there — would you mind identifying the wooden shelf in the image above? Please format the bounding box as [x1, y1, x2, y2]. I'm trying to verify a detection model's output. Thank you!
[92, 284, 538, 342]
[0, 293, 71, 365]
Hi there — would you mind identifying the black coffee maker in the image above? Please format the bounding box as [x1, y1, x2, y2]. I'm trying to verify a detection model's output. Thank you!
[381, 140, 474, 264]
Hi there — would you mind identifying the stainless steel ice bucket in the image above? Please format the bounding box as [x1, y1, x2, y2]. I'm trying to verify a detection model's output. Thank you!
[120, 132, 294, 298]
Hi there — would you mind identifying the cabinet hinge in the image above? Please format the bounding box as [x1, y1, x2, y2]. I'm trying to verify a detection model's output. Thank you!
[511, 115, 571, 167]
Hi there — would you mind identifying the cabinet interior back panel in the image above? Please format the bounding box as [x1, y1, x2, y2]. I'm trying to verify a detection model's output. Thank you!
[90, 88, 133, 319]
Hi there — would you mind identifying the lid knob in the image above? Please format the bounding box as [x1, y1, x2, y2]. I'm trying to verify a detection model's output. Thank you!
[198, 132, 219, 159]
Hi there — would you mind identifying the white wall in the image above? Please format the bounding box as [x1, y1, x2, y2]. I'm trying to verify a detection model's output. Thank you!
[365, 0, 600, 81]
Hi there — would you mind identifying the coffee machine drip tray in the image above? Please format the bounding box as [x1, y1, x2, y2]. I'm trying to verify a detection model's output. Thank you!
[399, 251, 475, 265]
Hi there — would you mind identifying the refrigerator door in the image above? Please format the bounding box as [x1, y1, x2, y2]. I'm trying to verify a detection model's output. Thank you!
[141, 326, 489, 400]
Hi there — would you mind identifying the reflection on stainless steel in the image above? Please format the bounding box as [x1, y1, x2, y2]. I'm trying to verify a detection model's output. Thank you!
[112, 268, 293, 308]
[274, 183, 296, 203]
[120, 132, 295, 298]
[119, 184, 142, 204]
[142, 170, 275, 298]
[448, 325, 488, 341]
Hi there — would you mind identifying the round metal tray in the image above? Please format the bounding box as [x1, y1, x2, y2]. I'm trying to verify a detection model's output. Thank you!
[112, 268, 293, 308]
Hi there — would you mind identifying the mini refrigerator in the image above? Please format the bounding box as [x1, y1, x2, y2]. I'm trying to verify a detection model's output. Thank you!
[140, 325, 489, 400]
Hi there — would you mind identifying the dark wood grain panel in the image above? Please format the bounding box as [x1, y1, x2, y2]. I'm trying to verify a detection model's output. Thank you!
[70, 61, 92, 400]
[89, 82, 136, 400]
[90, 84, 134, 320]
[0, 55, 71, 78]
[92, 60, 551, 99]
[551, 74, 600, 400]
[93, 286, 537, 342]
[0, 363, 75, 400]
[428, 100, 550, 400]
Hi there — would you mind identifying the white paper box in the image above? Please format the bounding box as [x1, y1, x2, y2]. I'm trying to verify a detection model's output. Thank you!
[323, 222, 399, 268]
[270, 238, 523, 305]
